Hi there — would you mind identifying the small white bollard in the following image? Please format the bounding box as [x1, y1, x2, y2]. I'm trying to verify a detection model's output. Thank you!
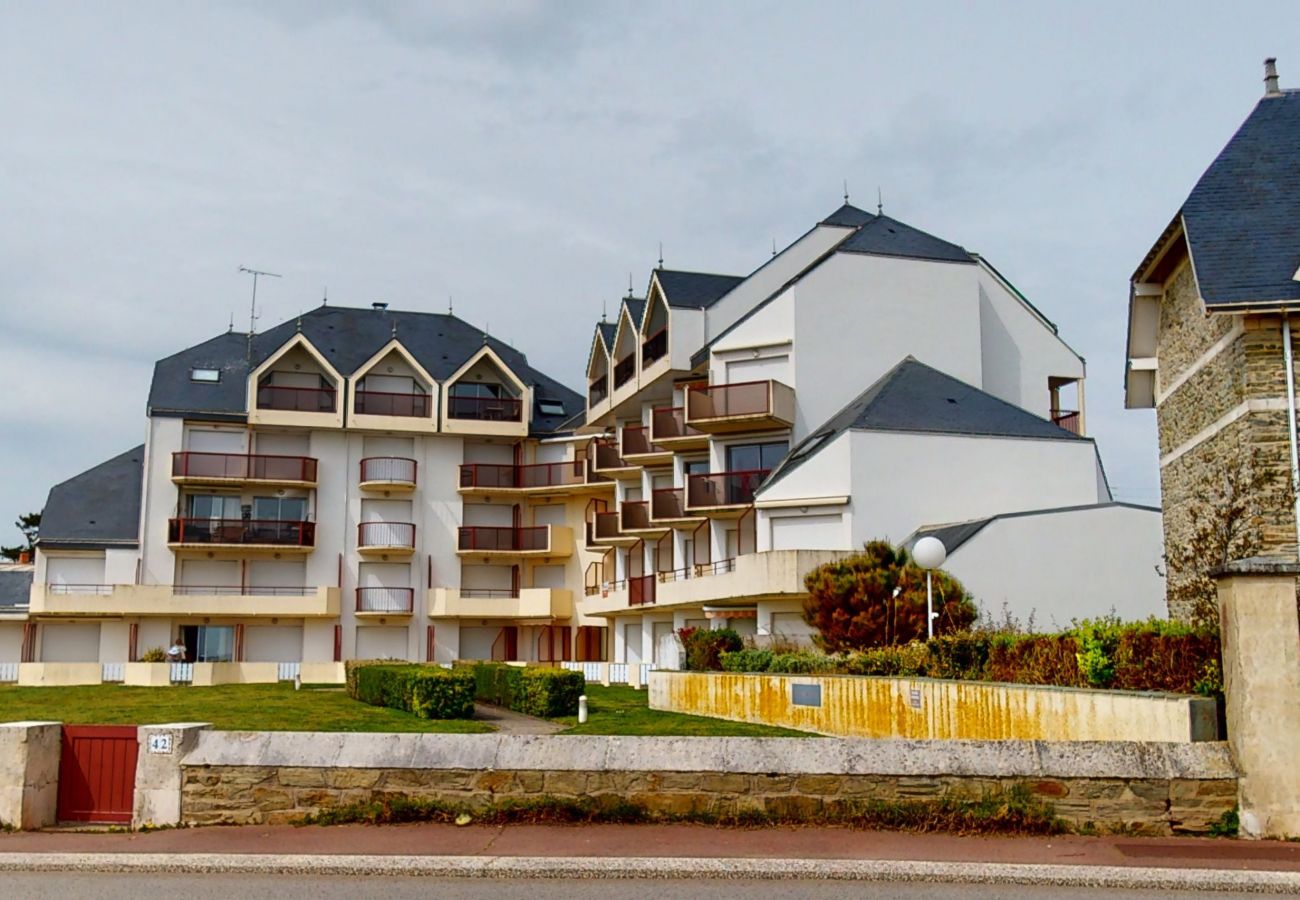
[578, 694, 588, 724]
[294, 673, 302, 691]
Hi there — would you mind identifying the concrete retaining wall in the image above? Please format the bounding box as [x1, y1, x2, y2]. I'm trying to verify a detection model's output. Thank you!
[0, 722, 60, 829]
[179, 731, 1238, 835]
[649, 671, 1218, 742]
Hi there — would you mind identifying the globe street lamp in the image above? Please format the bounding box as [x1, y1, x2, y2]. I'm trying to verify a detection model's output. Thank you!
[911, 536, 947, 640]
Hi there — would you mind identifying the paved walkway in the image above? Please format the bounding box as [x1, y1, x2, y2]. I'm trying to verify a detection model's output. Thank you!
[473, 703, 565, 735]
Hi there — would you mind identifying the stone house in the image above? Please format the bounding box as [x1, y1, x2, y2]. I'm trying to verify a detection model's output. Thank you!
[1125, 59, 1300, 619]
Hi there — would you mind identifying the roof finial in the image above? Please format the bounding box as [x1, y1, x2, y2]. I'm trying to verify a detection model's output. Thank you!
[447, 295, 453, 316]
[391, 319, 398, 339]
[296, 313, 302, 333]
[657, 242, 664, 269]
[877, 186, 883, 215]
[227, 311, 235, 333]
[321, 286, 327, 307]
[1265, 57, 1281, 96]
[627, 273, 633, 299]
[601, 298, 607, 323]
[843, 179, 849, 204]
[483, 322, 489, 344]
[772, 237, 777, 258]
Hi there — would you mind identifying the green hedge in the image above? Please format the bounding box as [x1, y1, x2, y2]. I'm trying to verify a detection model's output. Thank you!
[468, 663, 584, 717]
[678, 626, 743, 671]
[349, 664, 476, 719]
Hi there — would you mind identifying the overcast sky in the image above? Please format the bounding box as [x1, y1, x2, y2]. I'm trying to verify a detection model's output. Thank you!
[0, 2, 1291, 546]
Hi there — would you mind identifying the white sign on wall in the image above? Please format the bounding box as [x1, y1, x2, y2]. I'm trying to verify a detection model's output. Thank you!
[147, 733, 174, 755]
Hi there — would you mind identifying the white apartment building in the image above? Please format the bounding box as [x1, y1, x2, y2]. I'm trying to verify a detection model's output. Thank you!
[4, 200, 1164, 684]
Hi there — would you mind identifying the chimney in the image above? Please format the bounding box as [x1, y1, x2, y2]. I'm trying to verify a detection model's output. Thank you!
[1264, 57, 1281, 96]
[18, 550, 31, 564]
[372, 301, 389, 311]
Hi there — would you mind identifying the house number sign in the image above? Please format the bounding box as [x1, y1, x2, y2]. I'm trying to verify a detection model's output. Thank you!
[148, 733, 174, 755]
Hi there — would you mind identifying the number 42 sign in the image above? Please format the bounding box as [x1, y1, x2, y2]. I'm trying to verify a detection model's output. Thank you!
[147, 733, 174, 755]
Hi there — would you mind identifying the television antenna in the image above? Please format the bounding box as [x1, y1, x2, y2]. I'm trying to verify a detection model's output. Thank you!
[239, 266, 281, 360]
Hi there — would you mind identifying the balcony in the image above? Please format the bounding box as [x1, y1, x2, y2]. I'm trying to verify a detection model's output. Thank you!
[586, 511, 637, 547]
[650, 406, 708, 450]
[456, 525, 573, 558]
[354, 390, 431, 418]
[628, 573, 656, 607]
[1052, 410, 1081, 435]
[686, 470, 769, 515]
[447, 395, 523, 422]
[620, 500, 668, 537]
[359, 457, 417, 492]
[429, 587, 573, 619]
[168, 518, 316, 553]
[355, 587, 414, 615]
[357, 521, 416, 556]
[620, 424, 672, 466]
[612, 354, 636, 389]
[641, 328, 668, 367]
[589, 377, 609, 407]
[590, 438, 640, 480]
[256, 385, 337, 413]
[651, 487, 705, 527]
[29, 583, 339, 618]
[684, 380, 796, 433]
[458, 461, 600, 495]
[171, 452, 318, 488]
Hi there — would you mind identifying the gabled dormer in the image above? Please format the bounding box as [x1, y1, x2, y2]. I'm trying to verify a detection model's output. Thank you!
[349, 339, 438, 433]
[585, 321, 615, 424]
[609, 299, 643, 405]
[440, 344, 531, 437]
[639, 279, 670, 382]
[248, 333, 345, 428]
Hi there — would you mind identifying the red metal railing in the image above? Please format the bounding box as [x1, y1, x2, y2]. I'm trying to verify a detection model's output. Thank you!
[355, 390, 430, 418]
[621, 500, 653, 530]
[651, 487, 696, 520]
[357, 521, 416, 549]
[458, 461, 587, 490]
[168, 518, 316, 547]
[629, 573, 656, 606]
[613, 354, 636, 388]
[457, 526, 549, 552]
[1052, 410, 1081, 434]
[360, 457, 418, 485]
[355, 587, 414, 613]
[591, 439, 627, 471]
[641, 328, 667, 366]
[590, 511, 622, 541]
[256, 384, 337, 412]
[686, 469, 769, 509]
[589, 377, 609, 406]
[686, 380, 772, 421]
[447, 395, 523, 421]
[172, 452, 318, 483]
[621, 424, 664, 457]
[650, 406, 704, 442]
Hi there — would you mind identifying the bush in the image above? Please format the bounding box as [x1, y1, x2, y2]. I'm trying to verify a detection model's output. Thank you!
[470, 664, 584, 717]
[678, 627, 743, 671]
[345, 658, 396, 697]
[138, 647, 168, 663]
[720, 648, 775, 673]
[349, 664, 476, 719]
[841, 642, 932, 677]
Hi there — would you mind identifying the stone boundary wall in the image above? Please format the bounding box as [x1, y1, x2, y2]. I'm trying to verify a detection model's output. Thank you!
[648, 671, 1219, 742]
[180, 732, 1237, 835]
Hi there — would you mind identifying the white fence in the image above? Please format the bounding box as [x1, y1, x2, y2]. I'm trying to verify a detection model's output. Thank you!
[560, 661, 652, 686]
[101, 662, 125, 683]
[276, 662, 301, 682]
[170, 662, 194, 684]
[0, 662, 17, 683]
[561, 661, 604, 682]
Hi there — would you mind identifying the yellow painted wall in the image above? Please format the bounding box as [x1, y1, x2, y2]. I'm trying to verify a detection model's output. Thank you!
[650, 671, 1217, 742]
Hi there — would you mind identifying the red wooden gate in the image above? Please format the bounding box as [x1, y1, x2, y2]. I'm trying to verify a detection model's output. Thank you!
[57, 725, 138, 823]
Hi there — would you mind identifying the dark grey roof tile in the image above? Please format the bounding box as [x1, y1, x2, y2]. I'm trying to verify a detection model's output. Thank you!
[0, 570, 32, 608]
[836, 215, 975, 264]
[654, 269, 744, 310]
[39, 445, 144, 547]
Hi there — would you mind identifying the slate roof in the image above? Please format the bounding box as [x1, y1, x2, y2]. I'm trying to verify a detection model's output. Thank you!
[836, 215, 975, 264]
[39, 445, 144, 548]
[1180, 90, 1300, 308]
[763, 357, 1085, 489]
[653, 269, 744, 310]
[906, 502, 1161, 555]
[0, 568, 32, 609]
[596, 321, 617, 350]
[147, 306, 583, 435]
[820, 202, 876, 228]
[621, 296, 646, 327]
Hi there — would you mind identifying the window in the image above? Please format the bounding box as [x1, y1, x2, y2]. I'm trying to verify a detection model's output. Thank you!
[726, 441, 789, 472]
[786, 432, 831, 463]
[537, 399, 566, 416]
[190, 368, 221, 383]
[187, 494, 242, 520]
[684, 459, 710, 478]
[179, 625, 235, 662]
[253, 496, 307, 522]
[450, 382, 506, 399]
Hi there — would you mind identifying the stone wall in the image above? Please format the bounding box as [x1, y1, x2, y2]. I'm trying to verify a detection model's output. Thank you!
[0, 722, 60, 829]
[1156, 260, 1234, 385]
[178, 732, 1237, 836]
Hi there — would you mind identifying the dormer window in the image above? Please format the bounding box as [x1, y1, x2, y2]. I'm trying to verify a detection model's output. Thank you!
[448, 382, 522, 421]
[190, 368, 221, 383]
[537, 399, 566, 417]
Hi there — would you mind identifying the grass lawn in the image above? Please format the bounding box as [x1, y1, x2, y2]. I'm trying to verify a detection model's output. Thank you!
[0, 683, 491, 733]
[553, 684, 813, 737]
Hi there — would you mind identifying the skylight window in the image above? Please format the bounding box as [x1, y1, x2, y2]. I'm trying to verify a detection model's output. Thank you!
[537, 399, 566, 416]
[787, 432, 831, 462]
[190, 368, 221, 383]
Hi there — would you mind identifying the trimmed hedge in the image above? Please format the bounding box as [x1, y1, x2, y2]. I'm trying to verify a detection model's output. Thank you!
[469, 663, 584, 717]
[349, 664, 476, 719]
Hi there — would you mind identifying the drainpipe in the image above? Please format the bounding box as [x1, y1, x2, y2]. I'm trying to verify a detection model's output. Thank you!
[1281, 317, 1300, 559]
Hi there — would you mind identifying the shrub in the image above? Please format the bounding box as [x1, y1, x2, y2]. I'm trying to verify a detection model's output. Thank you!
[678, 627, 743, 671]
[768, 651, 838, 674]
[470, 664, 584, 717]
[802, 540, 977, 653]
[842, 642, 932, 677]
[345, 658, 396, 697]
[720, 648, 775, 673]
[985, 633, 1083, 687]
[350, 664, 476, 719]
[138, 647, 168, 663]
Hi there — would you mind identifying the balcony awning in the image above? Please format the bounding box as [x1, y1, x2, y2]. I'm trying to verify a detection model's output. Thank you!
[703, 606, 756, 619]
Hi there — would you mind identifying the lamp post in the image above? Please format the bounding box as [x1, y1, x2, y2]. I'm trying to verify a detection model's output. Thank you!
[911, 536, 947, 640]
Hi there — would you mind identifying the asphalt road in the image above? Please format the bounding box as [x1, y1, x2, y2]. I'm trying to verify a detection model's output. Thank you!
[1, 873, 1284, 899]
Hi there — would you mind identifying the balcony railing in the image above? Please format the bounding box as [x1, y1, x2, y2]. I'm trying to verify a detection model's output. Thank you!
[621, 425, 665, 458]
[459, 461, 588, 490]
[590, 511, 622, 541]
[360, 457, 417, 486]
[459, 588, 519, 599]
[589, 377, 609, 406]
[629, 574, 656, 606]
[686, 380, 773, 421]
[621, 500, 654, 530]
[168, 518, 316, 547]
[458, 526, 549, 552]
[686, 470, 769, 509]
[172, 585, 316, 596]
[447, 395, 523, 422]
[652, 488, 698, 521]
[358, 521, 416, 550]
[650, 406, 704, 443]
[613, 355, 636, 389]
[355, 390, 430, 418]
[591, 439, 628, 471]
[172, 452, 318, 483]
[1052, 410, 1081, 434]
[356, 587, 414, 613]
[641, 328, 667, 366]
[256, 385, 337, 413]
